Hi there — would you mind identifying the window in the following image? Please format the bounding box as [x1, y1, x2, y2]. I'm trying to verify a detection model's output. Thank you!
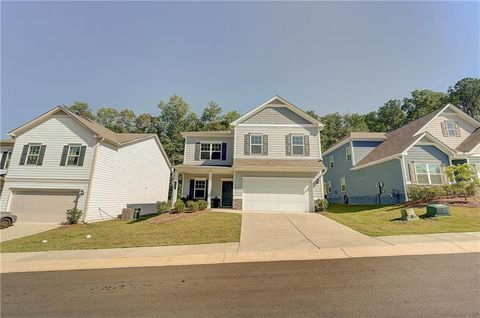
[327, 180, 332, 193]
[194, 179, 206, 199]
[2, 151, 12, 169]
[340, 177, 346, 192]
[443, 121, 459, 137]
[250, 134, 263, 155]
[346, 146, 352, 161]
[415, 163, 443, 185]
[291, 135, 305, 155]
[200, 143, 222, 160]
[329, 155, 334, 168]
[26, 145, 41, 165]
[66, 145, 81, 166]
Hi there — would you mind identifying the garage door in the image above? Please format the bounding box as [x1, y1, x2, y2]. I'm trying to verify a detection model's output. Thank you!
[10, 191, 78, 223]
[243, 178, 312, 212]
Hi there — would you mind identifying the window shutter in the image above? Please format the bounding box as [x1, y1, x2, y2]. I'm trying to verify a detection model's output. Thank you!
[0, 152, 7, 169]
[221, 143, 227, 161]
[194, 142, 201, 161]
[441, 122, 448, 136]
[189, 179, 195, 199]
[204, 180, 209, 200]
[408, 163, 417, 184]
[262, 135, 268, 156]
[454, 122, 461, 137]
[37, 145, 46, 166]
[19, 145, 28, 165]
[440, 164, 448, 184]
[304, 135, 310, 156]
[60, 146, 69, 166]
[78, 146, 87, 166]
[244, 134, 250, 155]
[285, 135, 292, 156]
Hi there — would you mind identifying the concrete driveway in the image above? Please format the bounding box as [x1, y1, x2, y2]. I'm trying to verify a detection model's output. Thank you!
[239, 212, 387, 252]
[1, 222, 59, 242]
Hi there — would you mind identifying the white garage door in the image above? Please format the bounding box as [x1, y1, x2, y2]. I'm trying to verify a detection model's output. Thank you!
[10, 191, 78, 223]
[243, 178, 312, 212]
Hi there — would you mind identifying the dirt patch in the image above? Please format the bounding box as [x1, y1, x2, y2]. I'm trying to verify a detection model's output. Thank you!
[147, 210, 208, 224]
[407, 196, 480, 208]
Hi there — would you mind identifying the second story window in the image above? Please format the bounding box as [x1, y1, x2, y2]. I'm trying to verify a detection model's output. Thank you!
[1, 151, 12, 169]
[26, 145, 41, 165]
[291, 135, 305, 155]
[346, 146, 352, 161]
[442, 121, 460, 137]
[250, 134, 263, 155]
[329, 155, 334, 168]
[200, 143, 222, 160]
[67, 145, 81, 166]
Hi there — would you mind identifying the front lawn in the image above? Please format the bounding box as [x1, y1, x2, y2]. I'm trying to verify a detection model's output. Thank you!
[0, 212, 241, 253]
[324, 205, 480, 236]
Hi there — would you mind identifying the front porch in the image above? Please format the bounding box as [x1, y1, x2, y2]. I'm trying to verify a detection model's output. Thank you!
[172, 165, 234, 209]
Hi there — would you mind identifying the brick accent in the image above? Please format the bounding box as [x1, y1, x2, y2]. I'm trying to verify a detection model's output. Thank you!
[232, 199, 242, 210]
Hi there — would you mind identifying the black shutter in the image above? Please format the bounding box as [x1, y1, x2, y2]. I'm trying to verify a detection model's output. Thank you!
[60, 145, 69, 166]
[205, 180, 209, 200]
[0, 152, 7, 169]
[19, 145, 28, 165]
[78, 146, 87, 166]
[189, 179, 195, 199]
[194, 142, 201, 161]
[221, 143, 227, 160]
[37, 145, 46, 166]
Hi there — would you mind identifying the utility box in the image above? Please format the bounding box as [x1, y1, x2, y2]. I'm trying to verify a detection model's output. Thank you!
[121, 208, 134, 220]
[426, 204, 450, 217]
[401, 208, 419, 221]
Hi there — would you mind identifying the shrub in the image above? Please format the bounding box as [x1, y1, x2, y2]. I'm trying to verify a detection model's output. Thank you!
[66, 208, 83, 224]
[156, 201, 171, 214]
[173, 200, 185, 213]
[314, 199, 329, 212]
[186, 200, 199, 213]
[446, 163, 479, 200]
[407, 185, 446, 202]
[197, 200, 208, 211]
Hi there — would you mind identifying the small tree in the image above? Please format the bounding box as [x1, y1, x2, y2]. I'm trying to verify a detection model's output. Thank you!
[66, 208, 83, 224]
[446, 164, 479, 201]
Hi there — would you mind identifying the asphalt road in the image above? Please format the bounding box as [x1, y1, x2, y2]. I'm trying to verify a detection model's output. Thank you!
[2, 254, 479, 318]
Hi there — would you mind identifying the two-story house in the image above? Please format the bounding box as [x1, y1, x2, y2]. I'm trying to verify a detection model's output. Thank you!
[0, 139, 15, 195]
[172, 96, 326, 212]
[0, 106, 172, 223]
[323, 104, 480, 205]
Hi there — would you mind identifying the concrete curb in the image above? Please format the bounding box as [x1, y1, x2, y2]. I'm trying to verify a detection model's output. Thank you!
[1, 240, 479, 273]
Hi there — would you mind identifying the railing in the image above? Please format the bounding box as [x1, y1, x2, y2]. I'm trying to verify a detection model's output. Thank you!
[98, 208, 117, 220]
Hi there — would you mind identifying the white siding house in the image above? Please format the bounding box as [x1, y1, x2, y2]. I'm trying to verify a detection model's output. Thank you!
[0, 107, 171, 223]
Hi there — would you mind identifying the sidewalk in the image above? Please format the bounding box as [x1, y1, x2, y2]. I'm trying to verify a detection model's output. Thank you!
[1, 232, 479, 273]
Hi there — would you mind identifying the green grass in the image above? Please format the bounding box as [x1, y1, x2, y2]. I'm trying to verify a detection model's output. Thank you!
[324, 205, 480, 236]
[0, 212, 242, 253]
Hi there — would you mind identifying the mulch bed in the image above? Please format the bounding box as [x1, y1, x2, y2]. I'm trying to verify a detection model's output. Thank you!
[406, 196, 480, 208]
[147, 210, 208, 225]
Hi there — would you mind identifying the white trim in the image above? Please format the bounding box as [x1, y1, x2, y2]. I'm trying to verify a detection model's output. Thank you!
[193, 178, 207, 199]
[66, 144, 82, 166]
[317, 128, 323, 160]
[413, 162, 443, 185]
[291, 134, 305, 156]
[182, 136, 188, 164]
[351, 155, 400, 171]
[221, 178, 233, 181]
[233, 126, 237, 159]
[346, 145, 352, 162]
[323, 136, 385, 157]
[25, 144, 41, 165]
[399, 157, 409, 201]
[238, 124, 316, 128]
[83, 139, 101, 222]
[401, 133, 455, 156]
[250, 133, 263, 155]
[350, 141, 356, 165]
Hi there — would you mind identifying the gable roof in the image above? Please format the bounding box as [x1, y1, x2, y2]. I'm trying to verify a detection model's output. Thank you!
[456, 128, 480, 153]
[323, 132, 386, 156]
[351, 104, 478, 170]
[8, 106, 172, 168]
[230, 95, 324, 128]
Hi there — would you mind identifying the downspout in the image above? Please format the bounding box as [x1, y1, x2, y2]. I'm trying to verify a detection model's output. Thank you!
[82, 138, 103, 223]
[398, 156, 409, 202]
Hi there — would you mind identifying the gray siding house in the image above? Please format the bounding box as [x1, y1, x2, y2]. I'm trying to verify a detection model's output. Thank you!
[323, 104, 480, 205]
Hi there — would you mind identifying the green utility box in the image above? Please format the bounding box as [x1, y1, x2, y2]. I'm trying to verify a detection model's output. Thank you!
[426, 204, 450, 217]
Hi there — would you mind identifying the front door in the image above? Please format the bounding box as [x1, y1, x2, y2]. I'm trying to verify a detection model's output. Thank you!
[221, 181, 233, 207]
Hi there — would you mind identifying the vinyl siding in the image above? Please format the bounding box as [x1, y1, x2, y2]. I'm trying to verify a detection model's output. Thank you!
[352, 140, 383, 164]
[235, 126, 321, 159]
[324, 142, 405, 205]
[183, 136, 234, 166]
[468, 157, 480, 165]
[422, 111, 477, 148]
[403, 145, 450, 176]
[243, 105, 312, 125]
[6, 115, 97, 179]
[86, 137, 170, 221]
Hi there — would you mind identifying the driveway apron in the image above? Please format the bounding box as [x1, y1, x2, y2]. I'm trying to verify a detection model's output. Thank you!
[0, 222, 59, 242]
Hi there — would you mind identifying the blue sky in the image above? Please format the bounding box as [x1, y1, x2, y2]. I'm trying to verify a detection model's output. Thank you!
[1, 1, 479, 136]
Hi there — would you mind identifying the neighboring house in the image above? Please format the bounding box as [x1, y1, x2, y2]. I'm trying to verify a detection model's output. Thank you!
[172, 96, 326, 212]
[0, 139, 15, 195]
[0, 106, 171, 223]
[323, 104, 480, 205]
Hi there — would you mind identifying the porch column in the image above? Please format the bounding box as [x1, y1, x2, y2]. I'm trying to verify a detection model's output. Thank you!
[171, 171, 179, 208]
[207, 172, 212, 208]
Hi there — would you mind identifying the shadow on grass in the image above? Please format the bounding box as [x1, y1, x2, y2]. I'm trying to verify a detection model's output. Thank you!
[327, 204, 403, 214]
[127, 213, 160, 224]
[389, 213, 432, 222]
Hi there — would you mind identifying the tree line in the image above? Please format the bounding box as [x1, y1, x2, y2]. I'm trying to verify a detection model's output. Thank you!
[65, 77, 479, 165]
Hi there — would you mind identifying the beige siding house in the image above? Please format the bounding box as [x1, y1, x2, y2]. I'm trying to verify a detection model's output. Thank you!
[173, 96, 326, 212]
[0, 107, 171, 223]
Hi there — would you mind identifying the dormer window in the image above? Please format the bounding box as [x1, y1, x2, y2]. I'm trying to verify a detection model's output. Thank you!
[442, 121, 460, 137]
